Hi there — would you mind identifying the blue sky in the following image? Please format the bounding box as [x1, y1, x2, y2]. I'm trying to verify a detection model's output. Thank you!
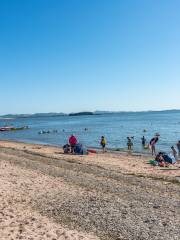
[0, 0, 180, 114]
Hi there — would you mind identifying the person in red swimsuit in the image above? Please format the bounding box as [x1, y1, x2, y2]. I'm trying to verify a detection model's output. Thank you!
[69, 135, 78, 154]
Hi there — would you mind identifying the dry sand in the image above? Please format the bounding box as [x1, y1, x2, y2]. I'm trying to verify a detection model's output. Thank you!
[0, 140, 179, 240]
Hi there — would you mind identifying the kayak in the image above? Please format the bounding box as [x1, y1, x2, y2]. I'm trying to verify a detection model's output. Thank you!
[87, 149, 97, 154]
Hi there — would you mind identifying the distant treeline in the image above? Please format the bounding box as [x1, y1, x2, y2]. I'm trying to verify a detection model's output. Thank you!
[1, 112, 94, 119]
[1, 109, 180, 119]
[69, 112, 94, 116]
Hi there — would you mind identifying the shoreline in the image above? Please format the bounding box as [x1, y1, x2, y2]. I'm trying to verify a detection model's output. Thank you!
[0, 139, 180, 182]
[0, 138, 154, 156]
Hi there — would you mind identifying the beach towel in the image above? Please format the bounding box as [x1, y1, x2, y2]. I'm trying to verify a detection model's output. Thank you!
[149, 160, 159, 166]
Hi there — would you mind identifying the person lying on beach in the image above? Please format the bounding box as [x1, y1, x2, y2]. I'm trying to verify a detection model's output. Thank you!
[100, 136, 107, 153]
[155, 146, 178, 167]
[150, 135, 159, 156]
[69, 135, 78, 154]
[63, 144, 70, 154]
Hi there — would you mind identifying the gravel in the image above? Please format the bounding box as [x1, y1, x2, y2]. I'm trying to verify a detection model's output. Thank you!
[0, 146, 179, 240]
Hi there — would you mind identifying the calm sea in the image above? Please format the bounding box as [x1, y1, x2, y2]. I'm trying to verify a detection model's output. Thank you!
[0, 111, 180, 153]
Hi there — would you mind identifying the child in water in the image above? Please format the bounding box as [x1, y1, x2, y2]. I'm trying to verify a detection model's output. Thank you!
[100, 136, 107, 153]
[127, 137, 133, 151]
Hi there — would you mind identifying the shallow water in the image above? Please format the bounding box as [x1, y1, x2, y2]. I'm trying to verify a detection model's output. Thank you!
[0, 111, 180, 153]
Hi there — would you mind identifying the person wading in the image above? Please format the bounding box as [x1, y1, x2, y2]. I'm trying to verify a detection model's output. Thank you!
[149, 135, 159, 156]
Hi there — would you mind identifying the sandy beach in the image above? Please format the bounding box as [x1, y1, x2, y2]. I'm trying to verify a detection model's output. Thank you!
[0, 140, 179, 240]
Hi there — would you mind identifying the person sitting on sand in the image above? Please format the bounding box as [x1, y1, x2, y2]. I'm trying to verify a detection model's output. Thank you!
[100, 136, 107, 153]
[127, 137, 133, 151]
[63, 144, 70, 154]
[155, 152, 166, 167]
[69, 135, 78, 154]
[74, 143, 88, 155]
[149, 135, 159, 156]
[155, 146, 178, 166]
[176, 140, 180, 156]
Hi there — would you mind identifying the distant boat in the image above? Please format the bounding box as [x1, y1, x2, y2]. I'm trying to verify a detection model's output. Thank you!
[0, 126, 13, 131]
[0, 126, 29, 131]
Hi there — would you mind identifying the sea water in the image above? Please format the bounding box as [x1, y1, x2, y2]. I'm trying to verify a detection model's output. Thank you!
[0, 111, 180, 153]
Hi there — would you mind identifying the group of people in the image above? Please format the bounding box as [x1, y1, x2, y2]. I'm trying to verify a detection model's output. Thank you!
[128, 134, 180, 166]
[63, 135, 107, 155]
[38, 129, 58, 134]
[154, 146, 178, 167]
[63, 134, 180, 166]
[104, 134, 180, 167]
[63, 135, 88, 155]
[126, 135, 159, 154]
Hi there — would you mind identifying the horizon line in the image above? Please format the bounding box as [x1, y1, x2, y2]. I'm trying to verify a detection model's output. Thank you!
[1, 108, 180, 117]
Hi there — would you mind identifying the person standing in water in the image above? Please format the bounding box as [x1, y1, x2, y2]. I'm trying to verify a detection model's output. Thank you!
[149, 135, 159, 156]
[127, 137, 133, 151]
[176, 140, 180, 156]
[141, 136, 146, 147]
[100, 136, 107, 153]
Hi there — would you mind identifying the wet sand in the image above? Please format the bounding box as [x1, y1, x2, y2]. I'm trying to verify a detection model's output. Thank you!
[0, 140, 179, 240]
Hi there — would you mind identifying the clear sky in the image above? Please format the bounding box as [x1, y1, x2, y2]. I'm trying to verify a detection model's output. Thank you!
[0, 0, 180, 114]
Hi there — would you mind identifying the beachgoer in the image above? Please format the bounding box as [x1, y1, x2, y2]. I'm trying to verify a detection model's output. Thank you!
[155, 146, 178, 166]
[69, 135, 78, 153]
[155, 152, 166, 167]
[171, 146, 178, 162]
[127, 137, 133, 151]
[176, 140, 180, 156]
[149, 135, 159, 156]
[74, 143, 88, 155]
[100, 136, 107, 153]
[141, 136, 146, 147]
[63, 144, 70, 154]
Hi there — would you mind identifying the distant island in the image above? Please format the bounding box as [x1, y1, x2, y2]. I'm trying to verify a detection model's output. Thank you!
[0, 112, 94, 119]
[69, 112, 94, 116]
[0, 109, 180, 119]
[0, 113, 66, 119]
